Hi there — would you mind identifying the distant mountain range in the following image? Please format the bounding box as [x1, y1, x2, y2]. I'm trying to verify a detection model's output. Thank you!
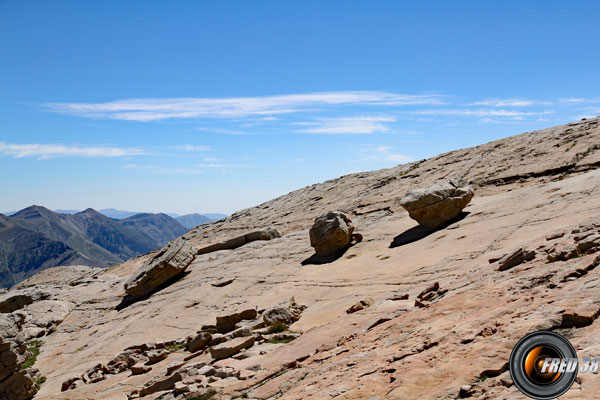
[5, 209, 227, 229]
[0, 206, 225, 288]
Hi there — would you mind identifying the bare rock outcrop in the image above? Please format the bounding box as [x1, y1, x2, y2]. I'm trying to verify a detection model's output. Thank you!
[309, 211, 355, 257]
[0, 289, 50, 314]
[124, 238, 196, 299]
[0, 313, 38, 400]
[399, 178, 474, 228]
[197, 228, 281, 255]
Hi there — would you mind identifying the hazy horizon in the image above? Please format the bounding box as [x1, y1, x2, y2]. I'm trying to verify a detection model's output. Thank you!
[2, 1, 599, 214]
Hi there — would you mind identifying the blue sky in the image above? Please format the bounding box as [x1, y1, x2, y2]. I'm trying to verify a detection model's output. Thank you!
[1, 1, 599, 215]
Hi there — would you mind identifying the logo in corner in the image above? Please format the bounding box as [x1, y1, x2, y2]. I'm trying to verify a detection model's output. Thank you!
[509, 331, 578, 399]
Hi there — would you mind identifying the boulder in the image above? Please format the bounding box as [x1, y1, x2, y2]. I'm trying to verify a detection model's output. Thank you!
[209, 336, 255, 360]
[399, 178, 474, 229]
[124, 238, 196, 299]
[309, 211, 355, 257]
[215, 309, 258, 334]
[263, 301, 306, 326]
[197, 228, 281, 255]
[187, 332, 212, 353]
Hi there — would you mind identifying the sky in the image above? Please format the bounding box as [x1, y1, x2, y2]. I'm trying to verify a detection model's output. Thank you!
[1, 1, 599, 215]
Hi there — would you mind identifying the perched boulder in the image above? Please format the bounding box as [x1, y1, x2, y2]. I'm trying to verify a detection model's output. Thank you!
[124, 238, 196, 299]
[399, 178, 474, 229]
[309, 211, 355, 257]
[215, 309, 257, 334]
[197, 228, 281, 255]
[209, 336, 255, 360]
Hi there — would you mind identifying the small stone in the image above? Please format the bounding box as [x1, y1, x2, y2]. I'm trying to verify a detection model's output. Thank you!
[131, 363, 152, 375]
[209, 336, 255, 360]
[497, 247, 535, 271]
[167, 361, 185, 375]
[346, 298, 374, 314]
[187, 332, 212, 353]
[146, 349, 168, 363]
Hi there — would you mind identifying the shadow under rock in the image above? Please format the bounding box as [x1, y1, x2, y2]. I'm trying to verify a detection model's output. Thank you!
[389, 211, 470, 249]
[301, 245, 354, 266]
[115, 270, 192, 311]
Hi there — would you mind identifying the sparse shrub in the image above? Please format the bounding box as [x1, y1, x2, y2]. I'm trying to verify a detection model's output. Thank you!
[21, 340, 42, 369]
[166, 342, 186, 352]
[268, 337, 295, 344]
[267, 322, 288, 334]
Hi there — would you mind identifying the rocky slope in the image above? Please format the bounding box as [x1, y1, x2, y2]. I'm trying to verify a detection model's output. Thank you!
[1, 117, 600, 399]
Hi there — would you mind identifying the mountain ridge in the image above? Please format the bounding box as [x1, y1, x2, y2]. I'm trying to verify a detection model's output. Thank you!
[0, 207, 189, 288]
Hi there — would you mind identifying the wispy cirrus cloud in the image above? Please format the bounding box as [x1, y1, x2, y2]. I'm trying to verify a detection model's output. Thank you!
[408, 108, 554, 118]
[296, 116, 396, 134]
[125, 160, 239, 174]
[0, 142, 147, 160]
[43, 91, 447, 122]
[172, 144, 211, 151]
[361, 145, 413, 164]
[470, 98, 541, 107]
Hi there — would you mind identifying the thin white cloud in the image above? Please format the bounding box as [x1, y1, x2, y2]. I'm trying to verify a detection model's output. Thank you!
[196, 127, 251, 135]
[558, 97, 600, 104]
[361, 145, 413, 164]
[409, 109, 554, 118]
[124, 160, 241, 174]
[172, 144, 211, 151]
[124, 164, 204, 174]
[471, 98, 539, 107]
[0, 142, 147, 160]
[297, 116, 396, 134]
[43, 91, 447, 122]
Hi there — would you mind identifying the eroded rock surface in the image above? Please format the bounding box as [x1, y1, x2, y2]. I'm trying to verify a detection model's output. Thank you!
[3, 117, 600, 400]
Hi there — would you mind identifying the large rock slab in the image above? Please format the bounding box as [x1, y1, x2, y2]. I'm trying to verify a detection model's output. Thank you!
[399, 178, 474, 229]
[124, 238, 196, 299]
[209, 336, 255, 360]
[197, 228, 281, 255]
[309, 211, 355, 257]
